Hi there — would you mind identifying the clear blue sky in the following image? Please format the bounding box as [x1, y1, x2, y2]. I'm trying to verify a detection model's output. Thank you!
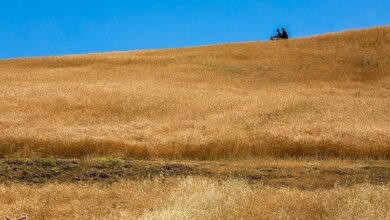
[1, 0, 389, 59]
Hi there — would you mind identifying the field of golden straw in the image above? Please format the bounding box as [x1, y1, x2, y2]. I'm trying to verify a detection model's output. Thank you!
[0, 27, 390, 219]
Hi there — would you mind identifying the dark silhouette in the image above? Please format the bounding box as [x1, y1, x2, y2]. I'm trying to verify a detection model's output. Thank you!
[281, 28, 289, 39]
[270, 29, 282, 40]
[270, 28, 289, 41]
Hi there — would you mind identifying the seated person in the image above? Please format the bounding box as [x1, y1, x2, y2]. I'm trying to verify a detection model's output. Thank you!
[281, 28, 289, 39]
[270, 29, 282, 40]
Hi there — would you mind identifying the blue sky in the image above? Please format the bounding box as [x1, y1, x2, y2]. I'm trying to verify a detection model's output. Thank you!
[0, 0, 389, 59]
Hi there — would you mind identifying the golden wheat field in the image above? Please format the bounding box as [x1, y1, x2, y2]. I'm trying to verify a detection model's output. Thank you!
[1, 27, 390, 219]
[1, 178, 390, 220]
[1, 27, 389, 159]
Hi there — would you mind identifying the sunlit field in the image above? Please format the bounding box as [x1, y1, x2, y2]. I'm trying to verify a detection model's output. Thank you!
[1, 178, 390, 220]
[0, 27, 389, 159]
[0, 27, 390, 219]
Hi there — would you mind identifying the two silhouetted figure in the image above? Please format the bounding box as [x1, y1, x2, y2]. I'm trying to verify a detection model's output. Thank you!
[270, 28, 288, 40]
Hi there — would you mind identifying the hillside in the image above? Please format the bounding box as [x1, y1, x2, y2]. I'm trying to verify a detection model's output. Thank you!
[0, 27, 389, 159]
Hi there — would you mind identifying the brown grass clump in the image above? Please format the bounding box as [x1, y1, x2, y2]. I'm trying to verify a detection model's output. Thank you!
[0, 27, 389, 159]
[1, 178, 390, 219]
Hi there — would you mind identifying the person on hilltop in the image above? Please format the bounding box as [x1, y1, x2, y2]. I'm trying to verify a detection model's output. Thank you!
[270, 28, 289, 40]
[270, 29, 282, 40]
[281, 28, 289, 39]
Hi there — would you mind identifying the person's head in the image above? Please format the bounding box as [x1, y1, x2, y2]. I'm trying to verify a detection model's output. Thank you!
[282, 28, 286, 31]
[277, 29, 280, 33]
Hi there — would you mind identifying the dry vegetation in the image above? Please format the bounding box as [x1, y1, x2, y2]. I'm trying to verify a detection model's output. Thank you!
[1, 27, 390, 219]
[1, 178, 390, 220]
[0, 27, 390, 159]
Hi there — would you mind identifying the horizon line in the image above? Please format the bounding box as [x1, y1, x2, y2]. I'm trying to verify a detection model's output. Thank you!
[1, 25, 388, 61]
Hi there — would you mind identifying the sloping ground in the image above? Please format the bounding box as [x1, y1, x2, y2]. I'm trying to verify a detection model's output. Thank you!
[0, 27, 389, 159]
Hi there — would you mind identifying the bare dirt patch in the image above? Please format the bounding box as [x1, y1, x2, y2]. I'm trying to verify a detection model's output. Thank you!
[0, 159, 389, 189]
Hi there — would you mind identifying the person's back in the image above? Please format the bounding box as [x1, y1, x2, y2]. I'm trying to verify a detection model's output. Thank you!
[281, 28, 289, 39]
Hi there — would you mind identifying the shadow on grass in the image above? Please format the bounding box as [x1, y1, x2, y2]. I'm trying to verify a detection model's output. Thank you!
[0, 137, 389, 160]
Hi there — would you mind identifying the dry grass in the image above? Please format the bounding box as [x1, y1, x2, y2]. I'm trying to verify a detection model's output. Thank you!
[0, 27, 389, 159]
[1, 177, 389, 220]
